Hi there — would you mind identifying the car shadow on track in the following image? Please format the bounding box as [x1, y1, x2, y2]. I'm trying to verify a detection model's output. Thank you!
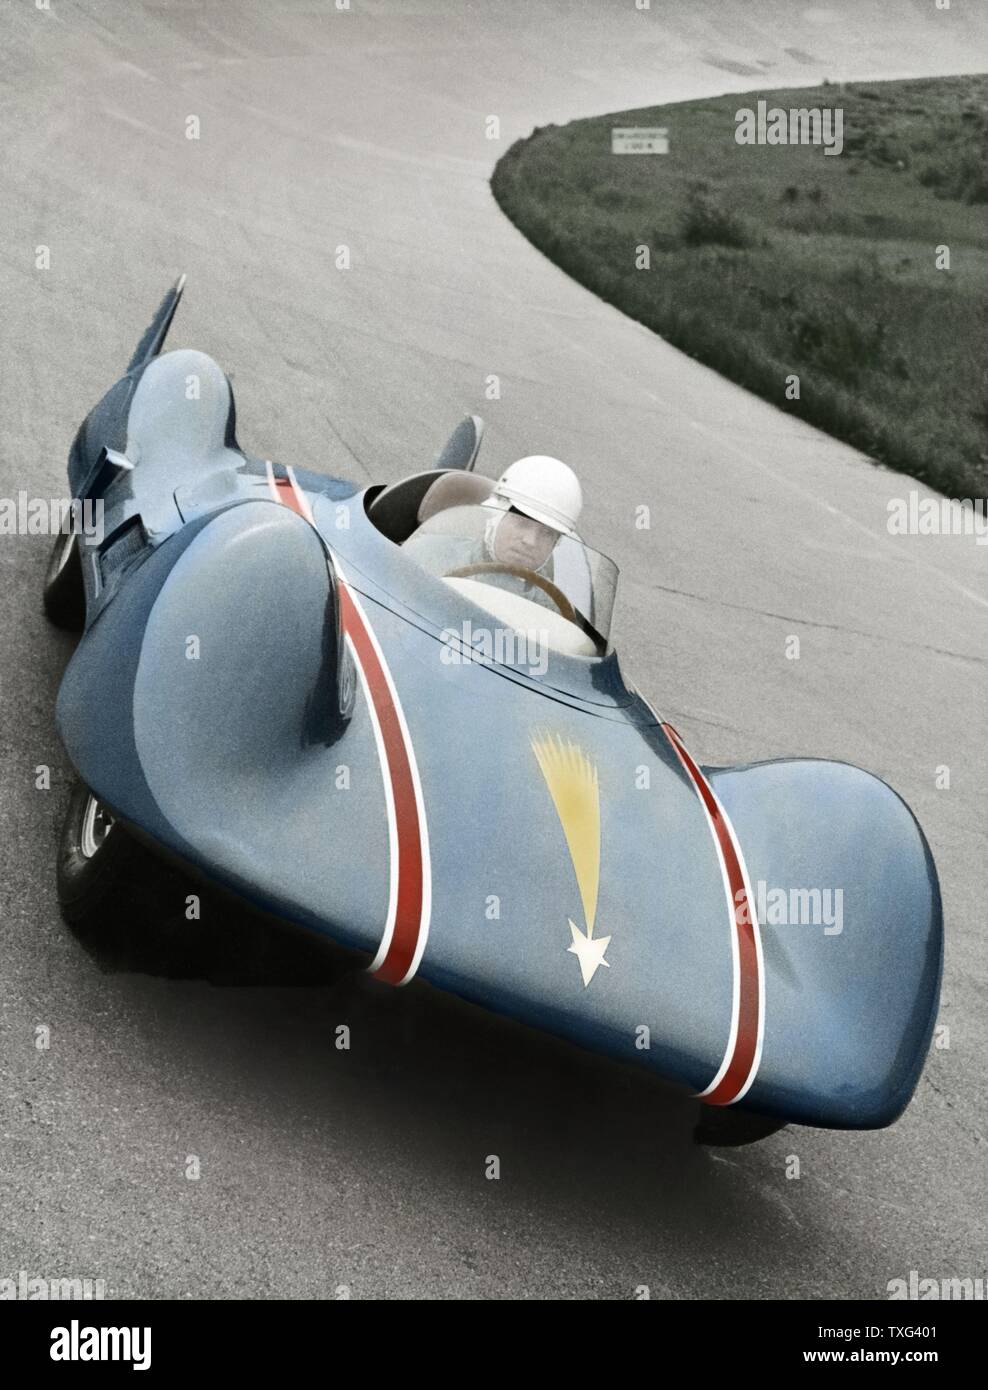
[68, 846, 350, 986]
[61, 843, 823, 1294]
[74, 848, 785, 1137]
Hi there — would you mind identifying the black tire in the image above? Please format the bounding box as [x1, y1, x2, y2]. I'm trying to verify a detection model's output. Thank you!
[57, 783, 140, 930]
[43, 529, 86, 630]
[58, 780, 212, 970]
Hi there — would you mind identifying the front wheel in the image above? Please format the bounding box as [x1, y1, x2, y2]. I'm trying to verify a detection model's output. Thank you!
[56, 781, 227, 974]
[57, 783, 141, 928]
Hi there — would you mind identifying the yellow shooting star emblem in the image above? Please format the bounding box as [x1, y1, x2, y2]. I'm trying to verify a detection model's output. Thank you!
[531, 732, 610, 987]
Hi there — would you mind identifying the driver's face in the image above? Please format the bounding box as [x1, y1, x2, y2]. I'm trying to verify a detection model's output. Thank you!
[491, 510, 558, 570]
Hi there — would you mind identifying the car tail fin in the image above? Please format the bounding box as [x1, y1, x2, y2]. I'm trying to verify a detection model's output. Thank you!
[126, 274, 187, 373]
[434, 414, 484, 472]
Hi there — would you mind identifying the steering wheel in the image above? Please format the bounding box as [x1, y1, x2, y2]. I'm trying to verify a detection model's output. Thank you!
[443, 562, 577, 623]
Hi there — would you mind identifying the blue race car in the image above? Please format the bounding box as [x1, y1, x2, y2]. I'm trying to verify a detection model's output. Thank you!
[44, 280, 943, 1144]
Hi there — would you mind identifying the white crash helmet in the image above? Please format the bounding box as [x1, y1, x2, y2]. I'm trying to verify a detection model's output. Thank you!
[489, 455, 583, 539]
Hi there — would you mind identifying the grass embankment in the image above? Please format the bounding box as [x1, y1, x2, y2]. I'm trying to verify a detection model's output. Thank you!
[491, 76, 988, 496]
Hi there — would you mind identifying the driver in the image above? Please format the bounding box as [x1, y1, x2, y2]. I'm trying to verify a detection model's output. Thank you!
[404, 455, 583, 612]
[489, 454, 582, 537]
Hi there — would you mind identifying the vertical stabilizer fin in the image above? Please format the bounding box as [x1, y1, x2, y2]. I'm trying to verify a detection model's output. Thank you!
[126, 274, 187, 373]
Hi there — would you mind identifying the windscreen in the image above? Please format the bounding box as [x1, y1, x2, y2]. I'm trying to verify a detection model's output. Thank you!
[401, 502, 619, 648]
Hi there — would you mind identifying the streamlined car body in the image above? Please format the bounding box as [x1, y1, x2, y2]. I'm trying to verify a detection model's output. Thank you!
[46, 281, 942, 1137]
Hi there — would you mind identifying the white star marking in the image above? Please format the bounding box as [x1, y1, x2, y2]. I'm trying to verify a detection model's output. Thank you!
[567, 918, 611, 988]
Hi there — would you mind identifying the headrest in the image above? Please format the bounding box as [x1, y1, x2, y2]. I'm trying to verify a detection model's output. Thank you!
[417, 471, 494, 524]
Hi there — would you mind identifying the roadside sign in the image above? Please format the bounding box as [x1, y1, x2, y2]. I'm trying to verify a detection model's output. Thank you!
[611, 126, 669, 154]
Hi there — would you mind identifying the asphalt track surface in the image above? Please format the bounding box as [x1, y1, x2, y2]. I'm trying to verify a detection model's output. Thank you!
[1, 0, 986, 1300]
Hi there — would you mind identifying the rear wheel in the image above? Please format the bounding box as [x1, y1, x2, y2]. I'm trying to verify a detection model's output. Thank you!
[43, 529, 85, 630]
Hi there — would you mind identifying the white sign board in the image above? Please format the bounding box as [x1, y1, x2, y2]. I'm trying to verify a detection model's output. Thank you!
[611, 127, 669, 155]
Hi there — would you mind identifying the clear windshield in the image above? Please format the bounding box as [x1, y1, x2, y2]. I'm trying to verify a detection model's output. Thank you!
[401, 502, 619, 651]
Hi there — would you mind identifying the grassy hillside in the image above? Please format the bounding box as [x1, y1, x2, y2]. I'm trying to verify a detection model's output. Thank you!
[492, 76, 988, 496]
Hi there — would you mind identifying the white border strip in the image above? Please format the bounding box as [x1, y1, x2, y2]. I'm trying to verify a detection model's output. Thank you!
[335, 559, 432, 986]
